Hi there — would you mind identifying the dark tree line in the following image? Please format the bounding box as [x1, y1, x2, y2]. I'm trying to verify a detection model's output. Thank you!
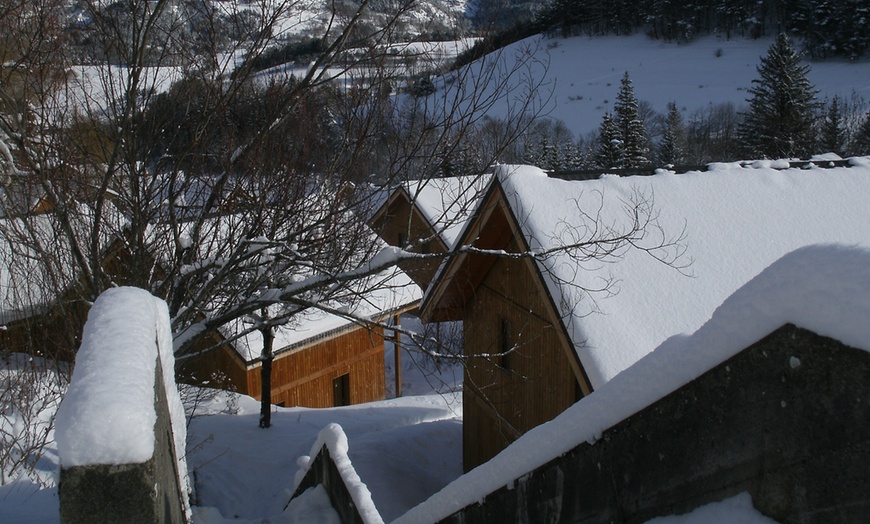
[537, 0, 870, 60]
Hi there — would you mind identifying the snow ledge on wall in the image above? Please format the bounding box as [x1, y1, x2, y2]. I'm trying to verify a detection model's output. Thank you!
[396, 243, 870, 524]
[292, 423, 384, 524]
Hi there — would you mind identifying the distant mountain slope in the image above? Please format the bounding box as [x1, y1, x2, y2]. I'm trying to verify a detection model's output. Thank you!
[538, 0, 870, 61]
[452, 33, 870, 138]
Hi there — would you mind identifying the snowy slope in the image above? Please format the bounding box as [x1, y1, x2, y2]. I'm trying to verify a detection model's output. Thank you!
[443, 34, 870, 138]
[186, 390, 461, 522]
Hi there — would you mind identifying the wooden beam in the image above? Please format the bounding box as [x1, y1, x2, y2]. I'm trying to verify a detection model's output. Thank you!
[393, 314, 402, 398]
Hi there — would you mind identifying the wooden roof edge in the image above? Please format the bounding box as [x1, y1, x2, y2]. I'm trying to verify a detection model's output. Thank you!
[419, 173, 595, 394]
[419, 179, 502, 322]
[548, 158, 856, 180]
[375, 298, 422, 321]
[368, 185, 411, 227]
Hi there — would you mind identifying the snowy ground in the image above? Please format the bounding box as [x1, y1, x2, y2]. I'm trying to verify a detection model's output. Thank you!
[186, 321, 463, 523]
[0, 317, 464, 524]
[187, 389, 462, 522]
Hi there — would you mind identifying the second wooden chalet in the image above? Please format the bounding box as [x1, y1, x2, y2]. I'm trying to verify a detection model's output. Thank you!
[178, 267, 421, 409]
[421, 159, 870, 470]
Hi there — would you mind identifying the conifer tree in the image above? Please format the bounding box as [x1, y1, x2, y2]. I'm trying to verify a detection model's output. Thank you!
[658, 101, 685, 165]
[853, 111, 870, 155]
[522, 136, 543, 166]
[564, 142, 585, 170]
[820, 96, 846, 156]
[738, 33, 819, 159]
[541, 136, 560, 170]
[595, 112, 622, 168]
[614, 72, 650, 167]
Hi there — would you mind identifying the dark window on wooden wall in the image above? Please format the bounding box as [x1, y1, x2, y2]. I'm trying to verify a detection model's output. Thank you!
[499, 318, 512, 371]
[333, 373, 350, 407]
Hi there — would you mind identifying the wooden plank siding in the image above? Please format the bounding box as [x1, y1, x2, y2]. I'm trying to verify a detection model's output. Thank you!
[178, 324, 388, 409]
[246, 325, 387, 408]
[420, 184, 593, 471]
[462, 238, 580, 471]
[0, 301, 88, 362]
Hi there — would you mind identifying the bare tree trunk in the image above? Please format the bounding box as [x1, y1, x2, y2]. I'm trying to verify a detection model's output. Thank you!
[259, 315, 274, 428]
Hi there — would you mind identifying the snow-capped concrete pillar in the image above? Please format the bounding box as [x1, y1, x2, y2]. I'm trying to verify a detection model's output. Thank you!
[55, 287, 190, 523]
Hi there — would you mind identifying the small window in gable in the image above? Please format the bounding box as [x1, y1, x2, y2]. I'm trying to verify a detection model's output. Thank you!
[499, 317, 512, 371]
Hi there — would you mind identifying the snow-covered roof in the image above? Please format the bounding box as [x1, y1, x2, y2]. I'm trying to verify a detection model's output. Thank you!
[398, 242, 870, 523]
[400, 175, 490, 249]
[145, 208, 422, 363]
[0, 203, 121, 325]
[227, 265, 422, 363]
[493, 157, 870, 388]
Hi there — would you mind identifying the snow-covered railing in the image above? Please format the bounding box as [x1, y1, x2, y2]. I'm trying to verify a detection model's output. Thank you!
[289, 423, 384, 524]
[55, 287, 190, 524]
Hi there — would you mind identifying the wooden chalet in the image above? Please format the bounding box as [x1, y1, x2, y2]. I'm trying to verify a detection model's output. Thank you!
[177, 322, 389, 410]
[421, 167, 588, 471]
[369, 175, 488, 290]
[421, 159, 870, 471]
[178, 290, 420, 408]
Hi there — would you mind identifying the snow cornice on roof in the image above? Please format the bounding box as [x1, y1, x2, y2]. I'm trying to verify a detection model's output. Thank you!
[372, 175, 492, 252]
[398, 242, 870, 523]
[225, 264, 423, 364]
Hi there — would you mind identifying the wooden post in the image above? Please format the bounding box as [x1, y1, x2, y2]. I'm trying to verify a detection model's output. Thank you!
[393, 314, 402, 398]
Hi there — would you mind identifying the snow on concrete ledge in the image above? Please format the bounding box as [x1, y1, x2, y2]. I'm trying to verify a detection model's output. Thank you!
[56, 287, 161, 465]
[293, 423, 384, 524]
[396, 244, 870, 523]
[56, 287, 188, 480]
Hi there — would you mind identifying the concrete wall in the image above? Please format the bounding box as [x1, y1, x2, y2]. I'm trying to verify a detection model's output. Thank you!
[441, 324, 870, 523]
[59, 356, 188, 523]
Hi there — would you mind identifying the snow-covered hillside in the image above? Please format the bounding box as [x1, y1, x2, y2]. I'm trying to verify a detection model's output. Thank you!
[446, 33, 870, 138]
